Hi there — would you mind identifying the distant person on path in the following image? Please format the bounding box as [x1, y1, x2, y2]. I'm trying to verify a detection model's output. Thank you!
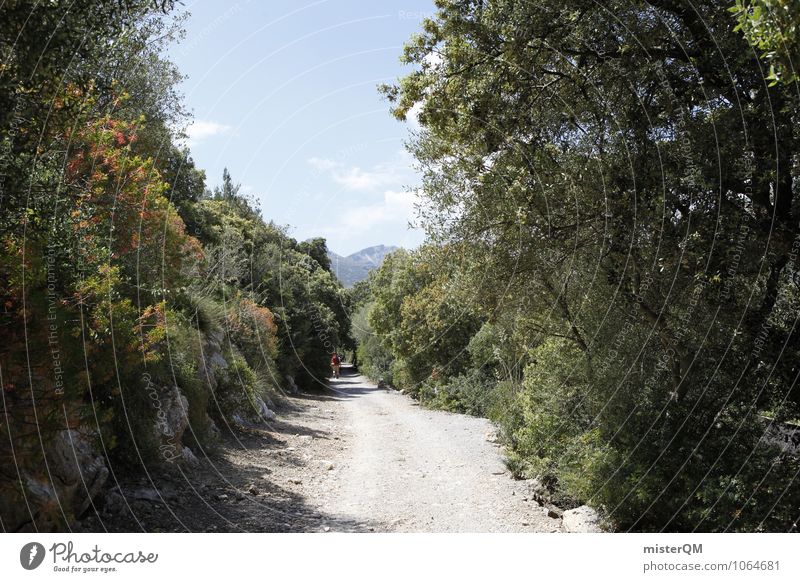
[331, 352, 341, 379]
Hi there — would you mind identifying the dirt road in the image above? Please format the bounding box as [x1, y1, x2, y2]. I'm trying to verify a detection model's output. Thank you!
[86, 366, 562, 532]
[314, 369, 561, 532]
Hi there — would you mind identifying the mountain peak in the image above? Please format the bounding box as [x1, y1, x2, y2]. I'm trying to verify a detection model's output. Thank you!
[328, 245, 399, 286]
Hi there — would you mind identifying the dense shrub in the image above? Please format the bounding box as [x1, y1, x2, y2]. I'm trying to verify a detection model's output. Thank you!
[371, 0, 800, 532]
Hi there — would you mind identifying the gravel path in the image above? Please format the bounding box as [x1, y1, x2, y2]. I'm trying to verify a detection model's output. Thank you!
[309, 369, 561, 532]
[85, 366, 561, 532]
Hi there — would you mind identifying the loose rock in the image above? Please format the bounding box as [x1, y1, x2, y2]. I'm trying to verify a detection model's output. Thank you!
[546, 506, 564, 519]
[562, 505, 603, 533]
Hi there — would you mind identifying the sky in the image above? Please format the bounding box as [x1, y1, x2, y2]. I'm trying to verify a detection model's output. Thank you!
[168, 0, 436, 256]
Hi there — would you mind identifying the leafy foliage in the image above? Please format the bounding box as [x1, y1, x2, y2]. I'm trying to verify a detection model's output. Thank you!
[370, 0, 800, 531]
[732, 0, 800, 84]
[0, 1, 351, 525]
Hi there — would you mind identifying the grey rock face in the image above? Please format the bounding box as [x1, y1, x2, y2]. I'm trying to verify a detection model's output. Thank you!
[255, 396, 277, 422]
[152, 385, 190, 462]
[0, 428, 109, 532]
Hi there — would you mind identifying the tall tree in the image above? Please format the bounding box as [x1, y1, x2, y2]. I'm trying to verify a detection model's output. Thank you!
[382, 0, 800, 531]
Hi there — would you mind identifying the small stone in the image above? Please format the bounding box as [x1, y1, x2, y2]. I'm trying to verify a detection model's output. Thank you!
[132, 489, 161, 502]
[248, 485, 259, 496]
[255, 396, 277, 422]
[547, 506, 564, 519]
[216, 493, 229, 501]
[562, 505, 603, 533]
[323, 526, 331, 532]
[101, 488, 125, 515]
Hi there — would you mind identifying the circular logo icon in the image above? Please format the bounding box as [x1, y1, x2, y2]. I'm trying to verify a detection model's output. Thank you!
[20, 542, 46, 570]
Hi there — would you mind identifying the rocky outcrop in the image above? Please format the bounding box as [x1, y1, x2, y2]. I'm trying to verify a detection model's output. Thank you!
[152, 385, 190, 463]
[0, 428, 109, 532]
[230, 396, 277, 428]
[285, 375, 300, 395]
[199, 329, 227, 392]
[255, 396, 277, 422]
[761, 419, 800, 457]
[1, 324, 286, 532]
[181, 446, 201, 467]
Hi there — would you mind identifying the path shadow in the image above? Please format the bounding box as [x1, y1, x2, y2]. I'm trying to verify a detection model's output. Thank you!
[325, 386, 379, 399]
[84, 452, 379, 533]
[323, 365, 382, 399]
[80, 365, 386, 533]
[81, 391, 380, 533]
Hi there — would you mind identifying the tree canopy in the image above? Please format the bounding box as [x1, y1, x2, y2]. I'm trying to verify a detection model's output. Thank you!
[368, 0, 800, 531]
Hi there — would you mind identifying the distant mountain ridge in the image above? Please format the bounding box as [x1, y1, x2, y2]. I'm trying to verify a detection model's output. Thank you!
[328, 244, 399, 287]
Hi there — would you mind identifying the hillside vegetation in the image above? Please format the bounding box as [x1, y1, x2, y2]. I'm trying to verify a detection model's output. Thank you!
[357, 0, 800, 532]
[0, 1, 351, 531]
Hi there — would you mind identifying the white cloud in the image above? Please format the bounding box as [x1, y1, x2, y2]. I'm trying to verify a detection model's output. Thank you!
[307, 154, 412, 192]
[306, 153, 422, 246]
[401, 51, 442, 132]
[335, 189, 419, 234]
[307, 157, 339, 171]
[423, 51, 443, 69]
[185, 120, 231, 146]
[332, 166, 395, 191]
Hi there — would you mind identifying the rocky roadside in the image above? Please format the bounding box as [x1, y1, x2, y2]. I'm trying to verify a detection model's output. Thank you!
[80, 378, 603, 533]
[82, 392, 368, 533]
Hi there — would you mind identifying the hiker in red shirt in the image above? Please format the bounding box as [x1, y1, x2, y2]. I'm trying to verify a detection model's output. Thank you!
[330, 352, 341, 379]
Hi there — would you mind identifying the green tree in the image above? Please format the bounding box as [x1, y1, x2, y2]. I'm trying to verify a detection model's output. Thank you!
[732, 0, 800, 84]
[381, 0, 800, 531]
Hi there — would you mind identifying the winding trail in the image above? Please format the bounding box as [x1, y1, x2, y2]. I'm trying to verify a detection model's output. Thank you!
[86, 365, 562, 533]
[306, 366, 561, 532]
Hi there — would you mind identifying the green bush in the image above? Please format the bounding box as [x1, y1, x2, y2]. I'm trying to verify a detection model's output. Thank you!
[353, 303, 395, 383]
[186, 291, 226, 336]
[166, 318, 214, 450]
[503, 339, 599, 504]
[419, 368, 497, 416]
[211, 355, 259, 421]
[486, 379, 524, 438]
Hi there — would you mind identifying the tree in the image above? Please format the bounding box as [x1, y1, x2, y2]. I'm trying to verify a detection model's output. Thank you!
[381, 0, 800, 531]
[369, 247, 482, 392]
[732, 0, 800, 84]
[299, 238, 333, 272]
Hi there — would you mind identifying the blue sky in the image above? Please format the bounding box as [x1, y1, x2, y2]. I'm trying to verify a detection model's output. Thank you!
[169, 0, 436, 256]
